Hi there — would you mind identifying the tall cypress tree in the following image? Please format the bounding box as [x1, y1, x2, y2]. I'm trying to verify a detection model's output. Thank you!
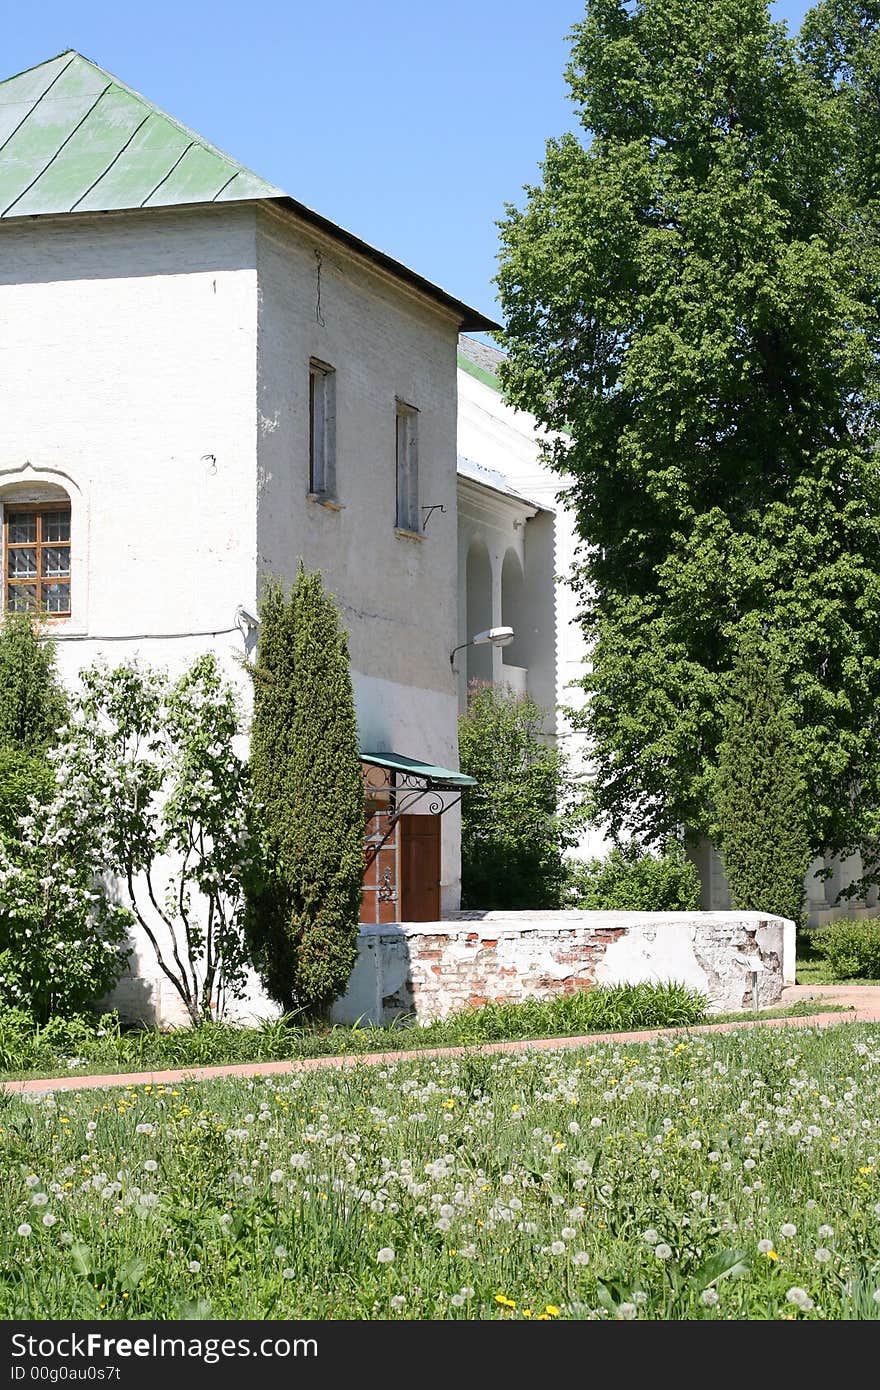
[246, 568, 364, 1013]
[715, 633, 811, 925]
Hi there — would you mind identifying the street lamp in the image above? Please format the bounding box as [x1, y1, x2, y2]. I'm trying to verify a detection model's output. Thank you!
[449, 626, 515, 668]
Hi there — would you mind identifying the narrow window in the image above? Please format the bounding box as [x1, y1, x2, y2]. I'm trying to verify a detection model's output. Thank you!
[4, 502, 71, 616]
[395, 401, 420, 532]
[309, 359, 336, 498]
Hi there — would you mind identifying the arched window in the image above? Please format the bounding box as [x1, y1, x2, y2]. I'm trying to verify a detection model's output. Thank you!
[2, 486, 72, 616]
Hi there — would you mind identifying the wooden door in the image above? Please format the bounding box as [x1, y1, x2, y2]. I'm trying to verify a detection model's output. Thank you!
[399, 814, 441, 922]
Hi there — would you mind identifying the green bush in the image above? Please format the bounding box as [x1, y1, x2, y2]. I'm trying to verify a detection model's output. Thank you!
[459, 683, 575, 909]
[569, 841, 702, 911]
[812, 919, 880, 981]
[0, 621, 129, 1024]
[0, 747, 55, 840]
[422, 980, 708, 1043]
[0, 611, 67, 753]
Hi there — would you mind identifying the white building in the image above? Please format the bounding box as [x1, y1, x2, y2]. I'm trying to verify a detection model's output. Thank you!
[455, 336, 610, 859]
[0, 50, 496, 1020]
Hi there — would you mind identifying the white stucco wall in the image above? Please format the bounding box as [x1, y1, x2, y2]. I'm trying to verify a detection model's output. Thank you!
[456, 470, 558, 727]
[0, 204, 263, 1026]
[0, 204, 260, 683]
[255, 205, 463, 915]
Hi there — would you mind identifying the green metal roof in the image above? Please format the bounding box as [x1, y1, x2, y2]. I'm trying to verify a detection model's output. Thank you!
[0, 49, 284, 218]
[361, 752, 476, 789]
[457, 352, 502, 395]
[0, 50, 500, 331]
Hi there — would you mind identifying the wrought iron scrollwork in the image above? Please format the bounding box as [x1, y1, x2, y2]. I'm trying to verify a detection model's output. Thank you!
[377, 868, 397, 902]
[361, 762, 464, 868]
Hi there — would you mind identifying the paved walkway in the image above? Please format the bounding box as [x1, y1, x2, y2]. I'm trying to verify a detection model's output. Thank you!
[3, 985, 880, 1096]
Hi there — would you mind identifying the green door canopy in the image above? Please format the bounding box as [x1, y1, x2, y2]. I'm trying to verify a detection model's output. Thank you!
[360, 751, 476, 790]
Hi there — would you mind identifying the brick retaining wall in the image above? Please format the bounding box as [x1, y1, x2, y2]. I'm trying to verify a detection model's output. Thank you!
[330, 910, 794, 1026]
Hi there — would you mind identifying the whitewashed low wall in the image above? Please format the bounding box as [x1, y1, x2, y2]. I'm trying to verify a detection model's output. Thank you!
[330, 910, 795, 1026]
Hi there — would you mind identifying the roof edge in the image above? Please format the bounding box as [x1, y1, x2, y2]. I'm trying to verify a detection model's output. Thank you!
[457, 467, 550, 516]
[271, 195, 500, 333]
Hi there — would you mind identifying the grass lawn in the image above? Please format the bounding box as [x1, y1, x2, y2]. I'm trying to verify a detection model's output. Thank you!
[2, 1023, 879, 1319]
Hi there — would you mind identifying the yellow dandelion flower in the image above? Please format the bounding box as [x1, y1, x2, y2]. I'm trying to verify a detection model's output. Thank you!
[523, 1309, 532, 1319]
[545, 1305, 560, 1316]
[765, 1250, 779, 1262]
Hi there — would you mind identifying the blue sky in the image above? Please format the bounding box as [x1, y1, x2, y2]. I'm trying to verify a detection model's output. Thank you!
[7, 1, 812, 334]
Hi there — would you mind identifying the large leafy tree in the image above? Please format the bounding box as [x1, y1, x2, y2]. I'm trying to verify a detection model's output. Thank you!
[246, 569, 364, 1014]
[496, 0, 880, 893]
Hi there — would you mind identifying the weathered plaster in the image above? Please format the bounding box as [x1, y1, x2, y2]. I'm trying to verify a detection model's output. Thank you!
[329, 910, 794, 1025]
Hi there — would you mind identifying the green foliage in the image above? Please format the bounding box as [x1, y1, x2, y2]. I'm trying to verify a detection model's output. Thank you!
[0, 747, 54, 842]
[0, 759, 130, 1023]
[0, 611, 67, 753]
[495, 0, 880, 895]
[800, 1, 880, 218]
[714, 634, 811, 925]
[568, 841, 701, 911]
[813, 918, 880, 979]
[247, 569, 364, 1014]
[458, 683, 574, 909]
[424, 980, 707, 1042]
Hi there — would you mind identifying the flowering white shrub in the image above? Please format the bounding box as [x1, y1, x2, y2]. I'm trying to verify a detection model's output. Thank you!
[50, 655, 254, 1024]
[0, 760, 130, 1022]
